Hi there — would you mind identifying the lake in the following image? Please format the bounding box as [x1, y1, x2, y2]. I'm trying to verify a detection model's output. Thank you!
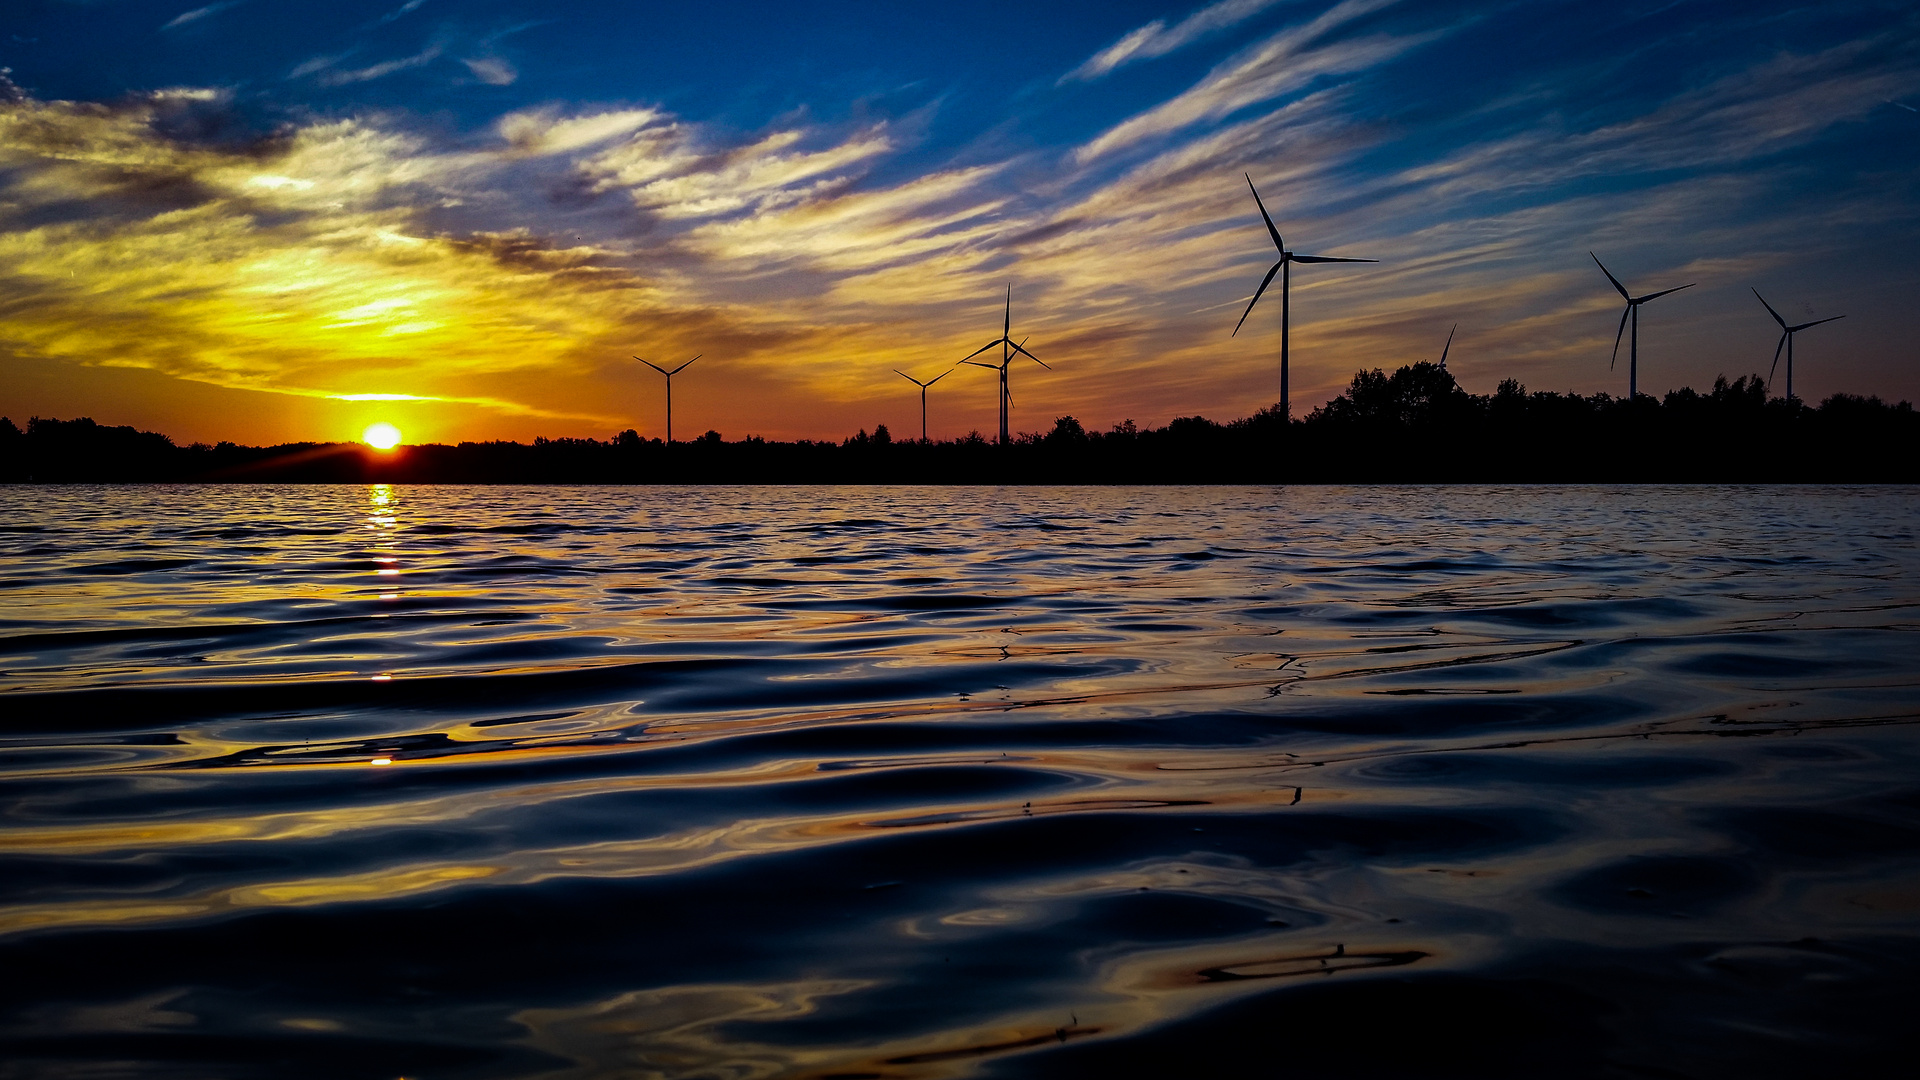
[2, 484, 1916, 1078]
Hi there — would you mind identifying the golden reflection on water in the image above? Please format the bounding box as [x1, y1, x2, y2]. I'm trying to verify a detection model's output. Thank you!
[1, 485, 1916, 1074]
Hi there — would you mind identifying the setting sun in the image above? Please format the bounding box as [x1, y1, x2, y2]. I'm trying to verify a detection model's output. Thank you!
[362, 423, 402, 450]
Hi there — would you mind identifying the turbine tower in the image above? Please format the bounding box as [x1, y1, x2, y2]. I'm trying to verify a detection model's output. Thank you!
[959, 288, 1047, 447]
[634, 354, 701, 444]
[1232, 174, 1376, 420]
[894, 366, 955, 443]
[1752, 289, 1843, 403]
[1591, 254, 1692, 401]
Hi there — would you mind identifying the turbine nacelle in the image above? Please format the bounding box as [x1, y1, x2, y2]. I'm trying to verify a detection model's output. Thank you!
[634, 353, 701, 443]
[1232, 174, 1376, 338]
[894, 367, 953, 389]
[961, 292, 1045, 446]
[1753, 289, 1844, 393]
[635, 354, 701, 377]
[1591, 254, 1692, 371]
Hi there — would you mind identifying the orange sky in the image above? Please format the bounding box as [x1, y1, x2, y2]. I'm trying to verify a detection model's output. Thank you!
[3, 3, 1916, 446]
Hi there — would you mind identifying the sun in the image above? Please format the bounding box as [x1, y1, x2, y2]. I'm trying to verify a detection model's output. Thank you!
[362, 423, 403, 450]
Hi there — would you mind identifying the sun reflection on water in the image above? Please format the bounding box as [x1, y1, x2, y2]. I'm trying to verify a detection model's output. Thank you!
[1, 486, 1916, 1075]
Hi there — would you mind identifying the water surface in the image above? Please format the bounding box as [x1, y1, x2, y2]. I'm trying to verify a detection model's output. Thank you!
[2, 485, 1916, 1078]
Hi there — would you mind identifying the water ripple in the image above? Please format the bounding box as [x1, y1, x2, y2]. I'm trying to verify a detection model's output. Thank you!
[1, 484, 1916, 1077]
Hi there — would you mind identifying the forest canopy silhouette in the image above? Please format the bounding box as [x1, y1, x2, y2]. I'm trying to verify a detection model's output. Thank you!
[4, 364, 1913, 484]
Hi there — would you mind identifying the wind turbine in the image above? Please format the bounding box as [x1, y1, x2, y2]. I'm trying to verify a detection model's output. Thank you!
[1591, 253, 1692, 401]
[959, 288, 1047, 447]
[1232, 174, 1376, 420]
[634, 354, 700, 444]
[894, 366, 955, 443]
[1752, 289, 1842, 403]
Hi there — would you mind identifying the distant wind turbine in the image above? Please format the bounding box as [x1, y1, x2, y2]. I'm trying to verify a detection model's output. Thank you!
[1752, 289, 1843, 403]
[1591, 253, 1693, 401]
[1233, 174, 1376, 420]
[894, 366, 955, 443]
[634, 354, 700, 444]
[959, 288, 1047, 447]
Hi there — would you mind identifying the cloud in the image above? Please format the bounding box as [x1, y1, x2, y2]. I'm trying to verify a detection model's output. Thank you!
[1074, 0, 1418, 163]
[462, 56, 517, 86]
[499, 107, 661, 156]
[3, 4, 1916, 443]
[1061, 0, 1295, 83]
[161, 2, 242, 31]
[312, 44, 445, 86]
[0, 92, 1000, 437]
[581, 124, 899, 222]
[289, 52, 348, 80]
[376, 0, 428, 26]
[330, 393, 439, 400]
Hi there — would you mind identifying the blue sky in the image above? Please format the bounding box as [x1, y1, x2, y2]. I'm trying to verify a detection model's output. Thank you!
[2, 0, 1916, 443]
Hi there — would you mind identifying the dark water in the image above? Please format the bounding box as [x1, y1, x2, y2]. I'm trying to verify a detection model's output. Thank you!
[2, 484, 1917, 1078]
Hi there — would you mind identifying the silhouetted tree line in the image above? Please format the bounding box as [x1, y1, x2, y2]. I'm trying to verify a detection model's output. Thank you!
[2, 365, 1914, 483]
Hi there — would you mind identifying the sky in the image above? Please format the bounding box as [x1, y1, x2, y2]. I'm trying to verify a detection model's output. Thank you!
[1, 0, 1916, 446]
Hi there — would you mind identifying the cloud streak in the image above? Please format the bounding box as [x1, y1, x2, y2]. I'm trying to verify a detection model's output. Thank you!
[3, 2, 1916, 443]
[1061, 0, 1296, 83]
[161, 2, 243, 32]
[1074, 0, 1419, 163]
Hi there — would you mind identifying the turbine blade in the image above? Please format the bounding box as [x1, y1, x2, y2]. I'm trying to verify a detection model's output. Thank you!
[1010, 338, 1043, 365]
[1440, 323, 1456, 367]
[1004, 287, 1011, 337]
[1245, 174, 1284, 253]
[634, 356, 669, 376]
[961, 361, 998, 370]
[1751, 288, 1788, 329]
[667, 353, 702, 375]
[894, 369, 926, 387]
[1791, 315, 1845, 331]
[1611, 304, 1630, 369]
[960, 340, 1003, 362]
[1231, 260, 1284, 337]
[1768, 333, 1787, 387]
[926, 367, 954, 385]
[1636, 283, 1694, 303]
[1288, 254, 1377, 263]
[1591, 252, 1630, 300]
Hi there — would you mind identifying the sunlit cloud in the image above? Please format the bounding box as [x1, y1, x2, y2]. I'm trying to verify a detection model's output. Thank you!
[1075, 0, 1423, 163]
[499, 107, 662, 156]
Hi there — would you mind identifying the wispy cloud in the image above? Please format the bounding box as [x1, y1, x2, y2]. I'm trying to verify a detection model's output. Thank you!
[311, 44, 445, 86]
[1074, 0, 1420, 162]
[1061, 0, 1295, 83]
[376, 0, 427, 26]
[161, 2, 242, 31]
[497, 107, 665, 156]
[462, 56, 517, 86]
